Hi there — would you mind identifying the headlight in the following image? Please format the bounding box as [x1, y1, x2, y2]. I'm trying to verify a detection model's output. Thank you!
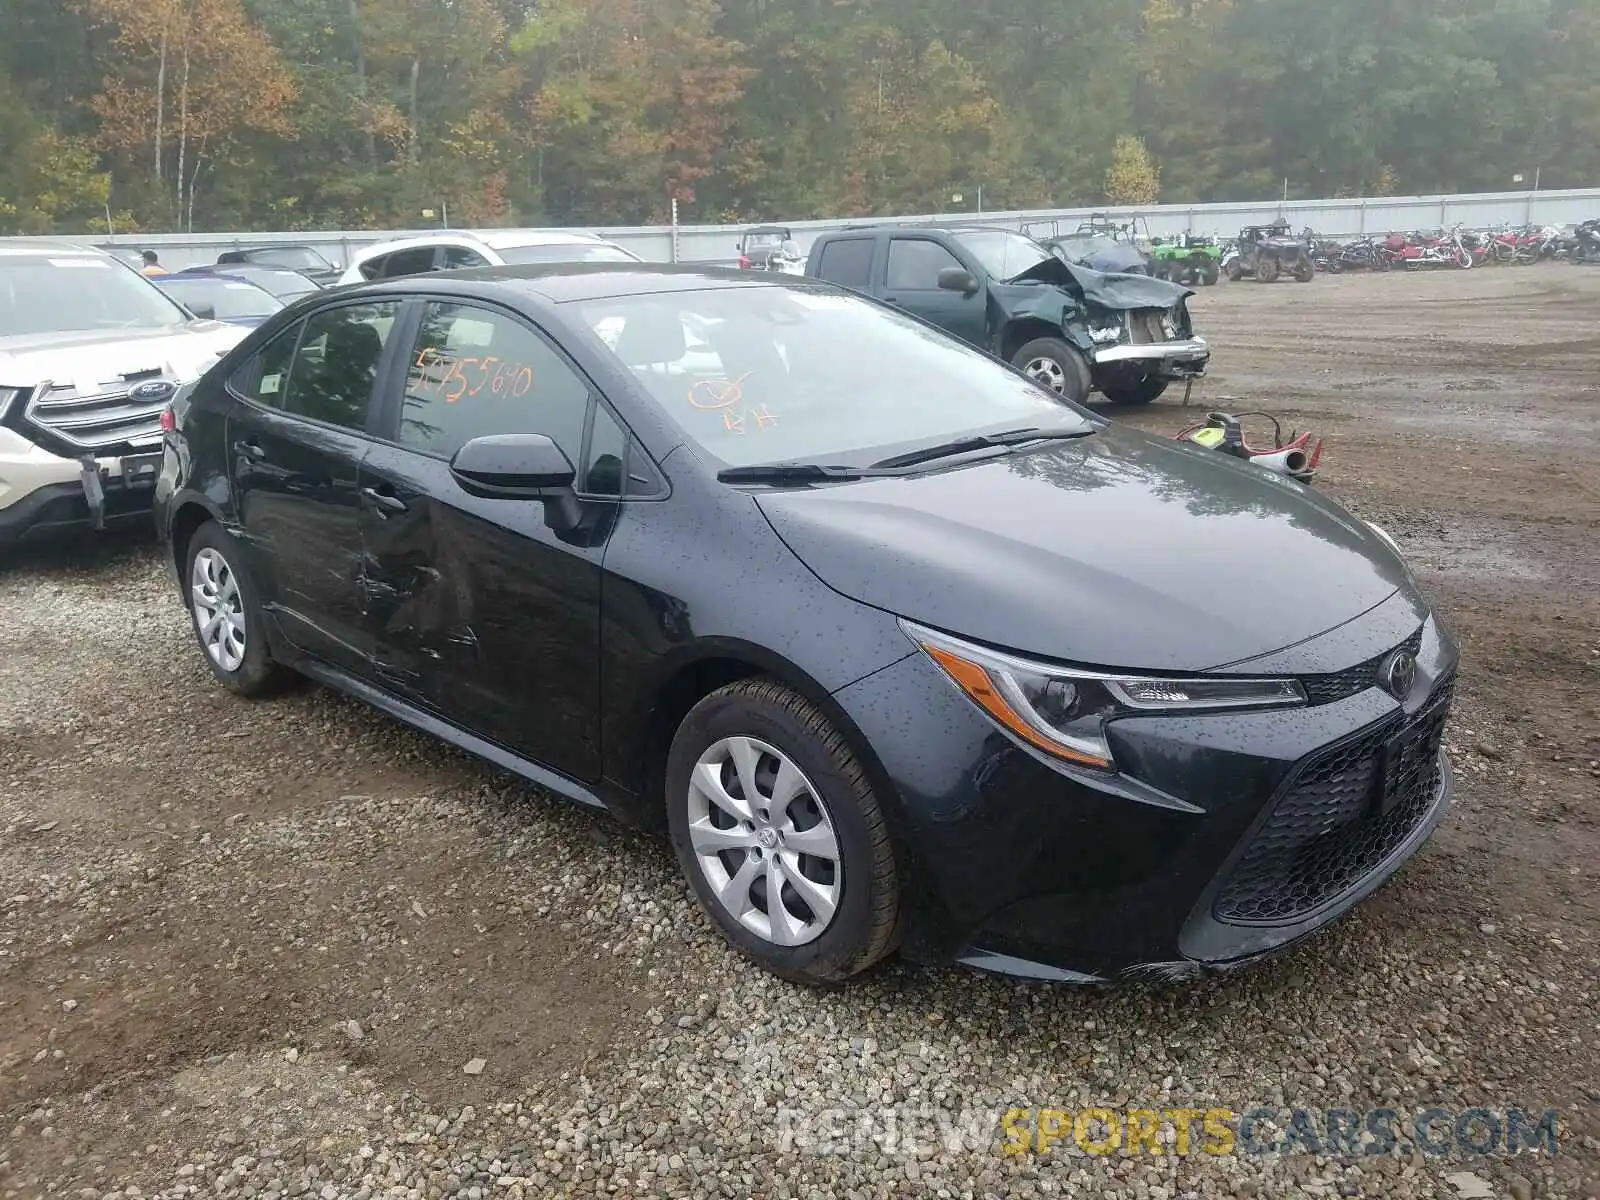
[0, 387, 20, 421]
[903, 620, 1305, 771]
[1364, 519, 1403, 559]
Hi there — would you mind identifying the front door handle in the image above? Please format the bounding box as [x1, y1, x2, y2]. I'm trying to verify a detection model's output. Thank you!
[233, 439, 266, 461]
[360, 485, 408, 516]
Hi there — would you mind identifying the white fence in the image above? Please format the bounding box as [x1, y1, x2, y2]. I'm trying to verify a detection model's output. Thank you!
[13, 186, 1598, 272]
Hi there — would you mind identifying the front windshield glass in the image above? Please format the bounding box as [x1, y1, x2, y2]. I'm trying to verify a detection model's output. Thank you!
[952, 229, 1054, 280]
[495, 243, 640, 265]
[0, 254, 190, 336]
[574, 285, 1089, 469]
[158, 277, 281, 320]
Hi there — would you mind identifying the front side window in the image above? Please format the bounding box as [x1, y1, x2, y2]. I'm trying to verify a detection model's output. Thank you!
[282, 302, 403, 431]
[886, 239, 964, 290]
[575, 285, 1087, 469]
[441, 245, 490, 269]
[400, 301, 592, 461]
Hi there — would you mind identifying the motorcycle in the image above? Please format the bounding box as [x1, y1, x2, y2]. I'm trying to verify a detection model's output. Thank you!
[1384, 226, 1474, 270]
[1570, 219, 1600, 265]
[1175, 411, 1323, 486]
[1316, 235, 1392, 272]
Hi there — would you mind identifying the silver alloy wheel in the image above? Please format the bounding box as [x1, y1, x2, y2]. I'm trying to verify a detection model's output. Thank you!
[686, 735, 842, 947]
[1024, 356, 1066, 393]
[191, 547, 247, 672]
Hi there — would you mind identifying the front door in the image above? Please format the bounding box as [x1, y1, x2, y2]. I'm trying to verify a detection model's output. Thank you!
[879, 235, 988, 348]
[225, 298, 404, 671]
[359, 297, 612, 782]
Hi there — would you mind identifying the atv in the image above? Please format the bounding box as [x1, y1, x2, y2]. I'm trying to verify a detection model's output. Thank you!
[1224, 222, 1316, 283]
[1151, 233, 1223, 286]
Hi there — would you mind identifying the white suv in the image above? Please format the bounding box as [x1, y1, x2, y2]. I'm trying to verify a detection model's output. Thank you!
[336, 230, 643, 284]
[0, 240, 247, 547]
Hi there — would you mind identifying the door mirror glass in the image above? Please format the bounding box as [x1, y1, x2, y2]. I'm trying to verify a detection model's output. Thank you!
[187, 302, 217, 320]
[450, 433, 576, 496]
[936, 266, 978, 294]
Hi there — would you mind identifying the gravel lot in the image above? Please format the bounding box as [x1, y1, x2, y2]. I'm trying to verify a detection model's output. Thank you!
[3, 265, 1599, 1200]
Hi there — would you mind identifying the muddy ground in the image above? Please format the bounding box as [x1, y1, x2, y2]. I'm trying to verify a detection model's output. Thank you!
[1, 264, 1597, 1199]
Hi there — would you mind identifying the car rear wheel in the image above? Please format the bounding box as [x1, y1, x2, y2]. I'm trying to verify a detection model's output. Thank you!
[1011, 337, 1092, 405]
[666, 679, 899, 984]
[1293, 260, 1315, 282]
[185, 521, 292, 697]
[1256, 256, 1281, 283]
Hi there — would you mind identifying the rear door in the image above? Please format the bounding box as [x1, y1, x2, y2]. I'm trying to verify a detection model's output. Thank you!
[358, 297, 616, 781]
[808, 236, 879, 295]
[224, 297, 406, 671]
[880, 235, 988, 348]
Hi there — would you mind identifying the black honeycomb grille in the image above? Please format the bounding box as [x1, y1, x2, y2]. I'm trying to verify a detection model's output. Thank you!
[1297, 627, 1425, 706]
[1213, 676, 1454, 926]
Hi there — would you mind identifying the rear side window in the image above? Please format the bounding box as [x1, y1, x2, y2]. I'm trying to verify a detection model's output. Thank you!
[281, 301, 404, 431]
[886, 239, 963, 290]
[813, 238, 875, 289]
[357, 253, 388, 281]
[377, 247, 439, 279]
[399, 301, 592, 461]
[228, 322, 303, 408]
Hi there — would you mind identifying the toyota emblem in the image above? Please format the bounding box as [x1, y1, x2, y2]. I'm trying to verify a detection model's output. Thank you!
[1381, 650, 1416, 700]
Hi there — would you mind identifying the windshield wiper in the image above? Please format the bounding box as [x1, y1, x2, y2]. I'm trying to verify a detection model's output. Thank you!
[869, 426, 1092, 470]
[717, 463, 889, 484]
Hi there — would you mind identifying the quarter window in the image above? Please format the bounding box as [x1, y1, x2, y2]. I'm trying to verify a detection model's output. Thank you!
[886, 239, 964, 290]
[228, 321, 303, 408]
[400, 301, 592, 462]
[281, 301, 403, 432]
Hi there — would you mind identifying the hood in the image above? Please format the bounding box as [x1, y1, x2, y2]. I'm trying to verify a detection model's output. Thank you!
[754, 425, 1410, 673]
[0, 323, 248, 390]
[1009, 255, 1194, 310]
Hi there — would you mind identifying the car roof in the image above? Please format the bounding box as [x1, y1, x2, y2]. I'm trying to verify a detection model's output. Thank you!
[355, 262, 808, 304]
[0, 239, 104, 258]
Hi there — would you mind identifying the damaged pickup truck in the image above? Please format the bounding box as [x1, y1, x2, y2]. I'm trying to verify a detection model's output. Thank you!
[806, 223, 1208, 405]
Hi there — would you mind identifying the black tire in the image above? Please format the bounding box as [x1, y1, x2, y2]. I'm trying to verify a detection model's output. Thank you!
[1293, 259, 1315, 282]
[183, 520, 293, 697]
[1224, 260, 1244, 282]
[665, 679, 900, 984]
[1256, 255, 1280, 283]
[1200, 261, 1220, 286]
[1099, 375, 1169, 405]
[1010, 337, 1092, 404]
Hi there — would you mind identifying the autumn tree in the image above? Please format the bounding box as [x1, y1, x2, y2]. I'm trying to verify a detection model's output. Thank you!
[1104, 135, 1160, 205]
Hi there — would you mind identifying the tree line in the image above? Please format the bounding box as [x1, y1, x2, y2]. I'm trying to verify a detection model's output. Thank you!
[1, 0, 1596, 236]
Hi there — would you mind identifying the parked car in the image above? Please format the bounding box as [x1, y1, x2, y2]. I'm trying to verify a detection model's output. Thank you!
[806, 223, 1208, 405]
[0, 240, 247, 547]
[178, 263, 324, 303]
[153, 264, 1457, 985]
[737, 225, 804, 274]
[153, 274, 285, 328]
[216, 244, 343, 285]
[337, 230, 642, 284]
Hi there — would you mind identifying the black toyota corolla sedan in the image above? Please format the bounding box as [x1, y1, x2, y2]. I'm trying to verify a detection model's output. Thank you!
[153, 265, 1456, 985]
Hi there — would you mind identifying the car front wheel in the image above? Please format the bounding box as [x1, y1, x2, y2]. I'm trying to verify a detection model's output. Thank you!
[185, 520, 291, 697]
[666, 679, 899, 984]
[1011, 337, 1092, 405]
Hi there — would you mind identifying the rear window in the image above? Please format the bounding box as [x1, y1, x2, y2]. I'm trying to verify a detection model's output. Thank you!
[812, 239, 875, 289]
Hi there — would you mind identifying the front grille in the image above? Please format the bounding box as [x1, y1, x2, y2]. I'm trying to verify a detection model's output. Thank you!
[25, 383, 171, 452]
[1298, 626, 1424, 706]
[1125, 309, 1171, 344]
[1213, 675, 1454, 926]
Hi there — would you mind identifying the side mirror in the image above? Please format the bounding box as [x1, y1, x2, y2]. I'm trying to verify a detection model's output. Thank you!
[188, 302, 217, 320]
[450, 433, 575, 496]
[936, 266, 978, 294]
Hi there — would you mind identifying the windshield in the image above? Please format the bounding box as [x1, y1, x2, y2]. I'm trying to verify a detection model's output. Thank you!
[156, 277, 281, 320]
[1052, 234, 1118, 261]
[495, 243, 640, 265]
[575, 285, 1090, 469]
[950, 229, 1053, 281]
[247, 246, 333, 271]
[0, 254, 191, 336]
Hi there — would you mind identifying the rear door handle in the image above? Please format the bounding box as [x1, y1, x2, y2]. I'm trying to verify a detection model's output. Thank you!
[233, 439, 266, 461]
[360, 485, 408, 516]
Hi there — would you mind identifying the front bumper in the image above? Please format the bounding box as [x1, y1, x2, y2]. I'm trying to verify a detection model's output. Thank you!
[831, 613, 1457, 982]
[0, 427, 160, 548]
[1093, 336, 1210, 378]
